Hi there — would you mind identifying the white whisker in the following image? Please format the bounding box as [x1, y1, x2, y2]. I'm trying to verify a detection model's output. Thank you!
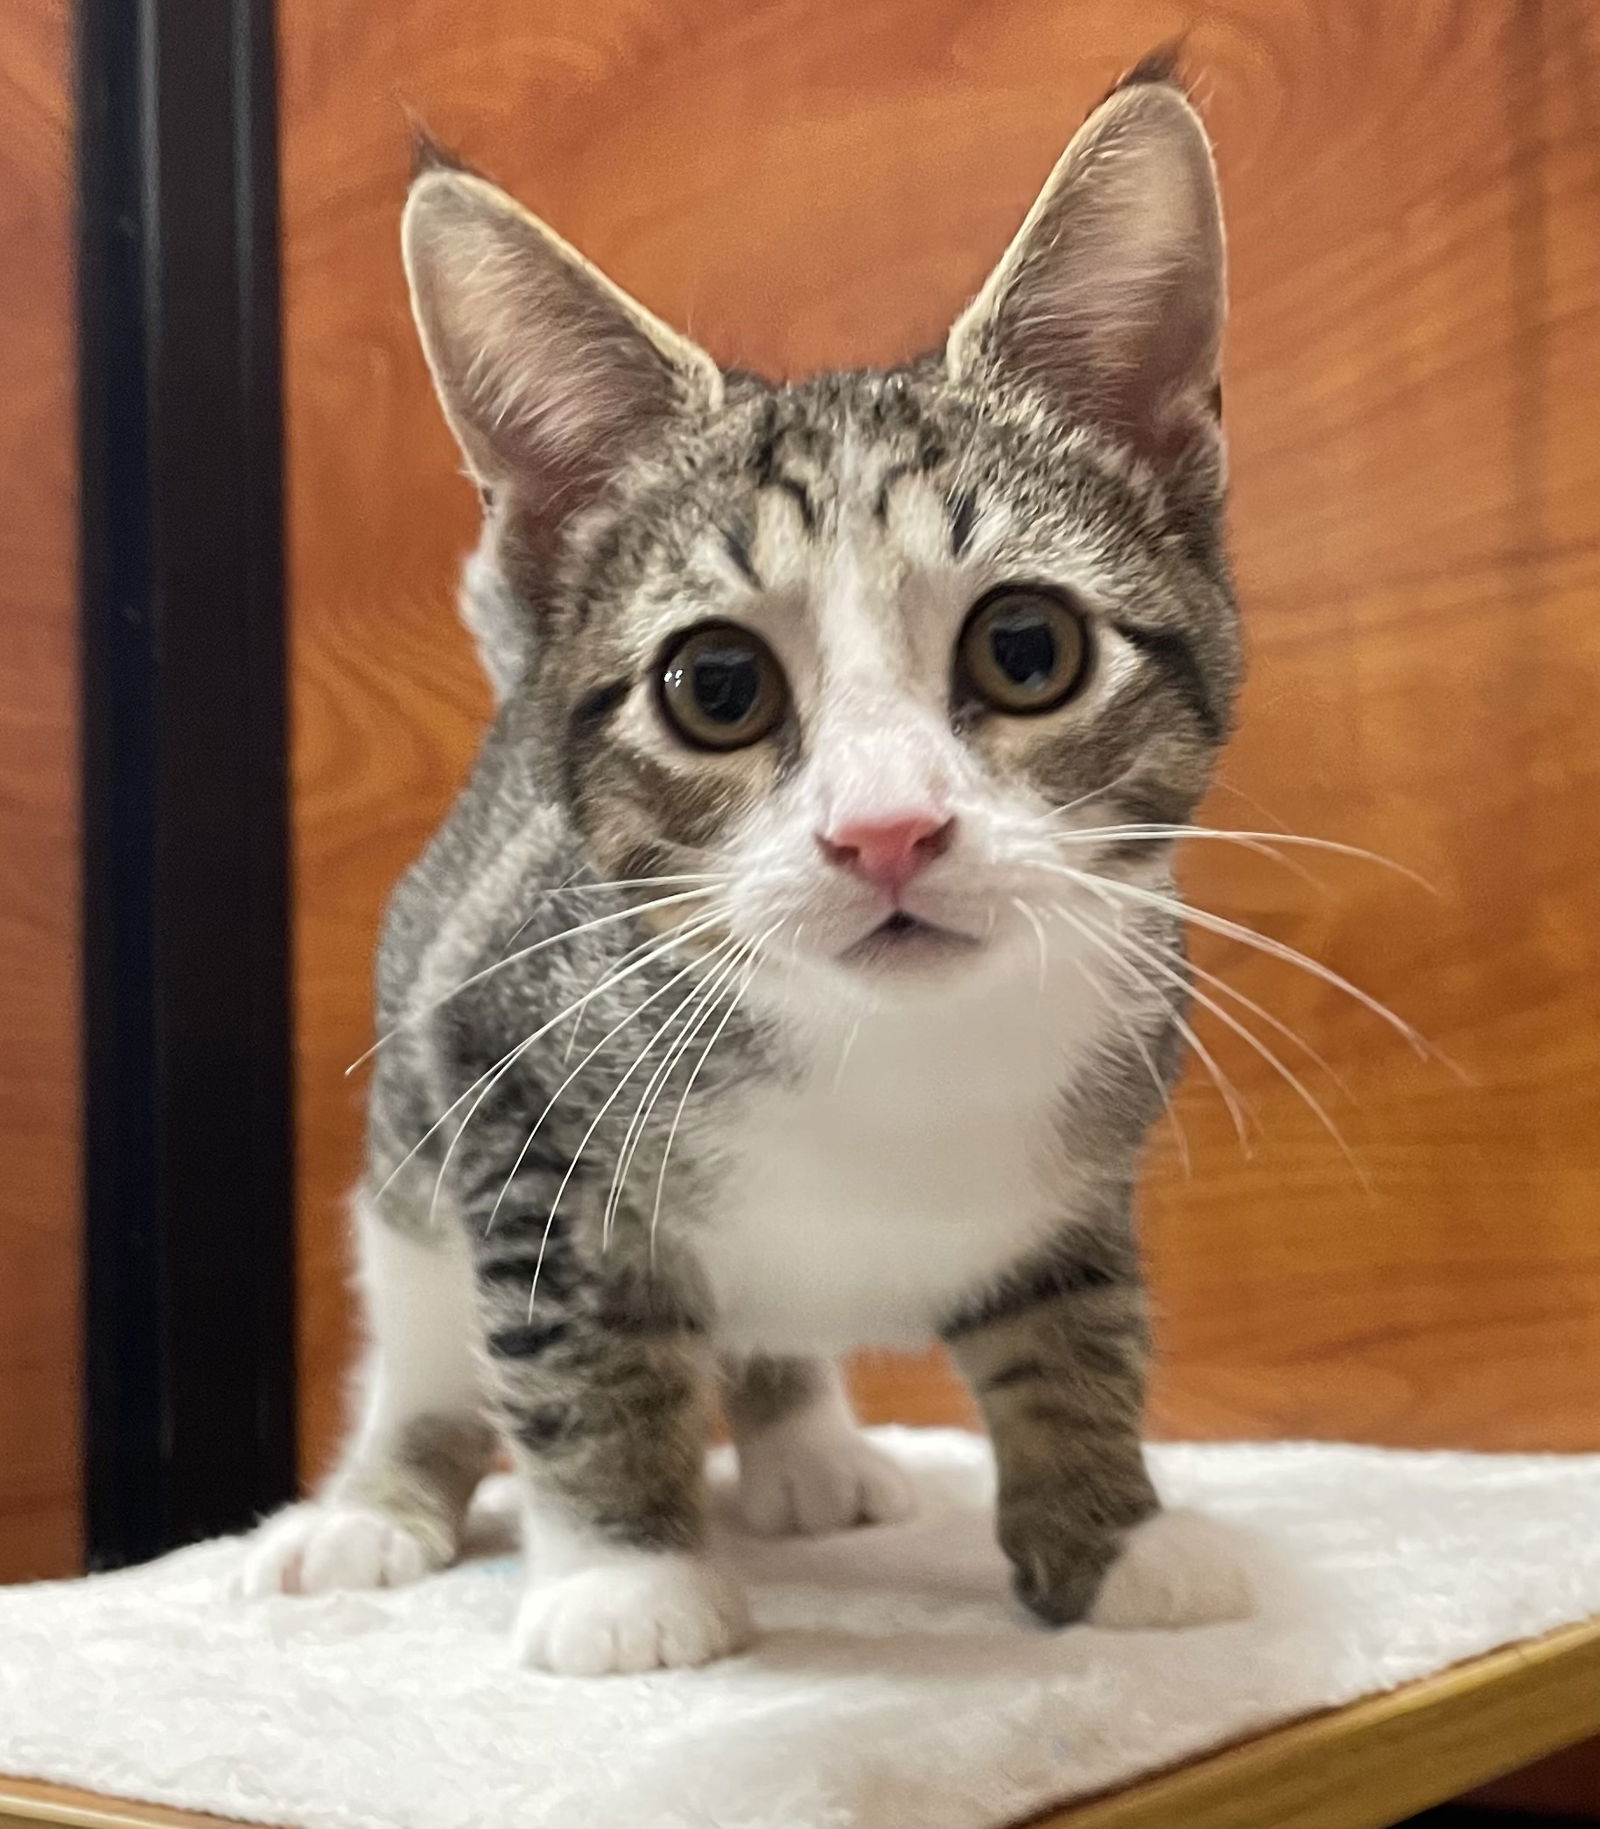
[599, 939, 752, 1249]
[496, 872, 724, 955]
[530, 937, 755, 1296]
[1042, 763, 1142, 823]
[1072, 900, 1371, 1193]
[1088, 890, 1354, 1101]
[531, 873, 723, 899]
[427, 912, 727, 1231]
[1042, 822, 1435, 892]
[609, 933, 771, 1259]
[1012, 896, 1049, 992]
[1036, 861, 1439, 1060]
[1051, 899, 1252, 1155]
[561, 928, 664, 1065]
[1060, 892, 1258, 1148]
[1097, 970, 1193, 1176]
[1210, 776, 1293, 833]
[1053, 824, 1324, 890]
[1024, 894, 1191, 1176]
[830, 1013, 863, 1093]
[346, 885, 722, 1075]
[371, 907, 723, 1210]
[647, 934, 771, 1266]
[784, 920, 807, 995]
[485, 930, 737, 1242]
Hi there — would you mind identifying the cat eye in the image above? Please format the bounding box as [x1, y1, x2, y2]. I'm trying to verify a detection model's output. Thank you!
[657, 621, 789, 752]
[957, 586, 1090, 715]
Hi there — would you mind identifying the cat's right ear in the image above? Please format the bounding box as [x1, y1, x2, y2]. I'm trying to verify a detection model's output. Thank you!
[402, 163, 721, 542]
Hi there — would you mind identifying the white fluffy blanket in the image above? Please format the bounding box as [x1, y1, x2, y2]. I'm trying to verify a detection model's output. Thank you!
[2, 1429, 1598, 1829]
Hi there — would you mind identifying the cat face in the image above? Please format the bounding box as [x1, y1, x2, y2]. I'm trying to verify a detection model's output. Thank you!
[404, 66, 1238, 1003]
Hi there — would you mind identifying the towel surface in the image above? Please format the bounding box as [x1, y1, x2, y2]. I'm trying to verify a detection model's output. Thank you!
[2, 1429, 1599, 1829]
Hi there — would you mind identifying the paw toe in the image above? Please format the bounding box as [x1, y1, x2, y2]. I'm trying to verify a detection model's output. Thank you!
[1089, 1508, 1255, 1630]
[240, 1504, 445, 1598]
[738, 1435, 915, 1537]
[514, 1556, 751, 1675]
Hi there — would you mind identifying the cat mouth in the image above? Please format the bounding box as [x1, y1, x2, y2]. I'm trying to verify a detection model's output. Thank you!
[840, 911, 983, 973]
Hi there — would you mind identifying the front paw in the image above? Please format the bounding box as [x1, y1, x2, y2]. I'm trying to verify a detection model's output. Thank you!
[736, 1428, 915, 1537]
[1002, 1504, 1254, 1629]
[240, 1502, 451, 1597]
[514, 1553, 752, 1675]
[1000, 1502, 1116, 1626]
[1089, 1508, 1255, 1629]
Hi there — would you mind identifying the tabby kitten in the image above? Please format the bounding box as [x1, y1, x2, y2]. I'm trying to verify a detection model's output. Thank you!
[245, 59, 1253, 1673]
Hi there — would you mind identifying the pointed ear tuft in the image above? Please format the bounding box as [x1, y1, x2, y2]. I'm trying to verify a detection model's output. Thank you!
[1102, 42, 1188, 99]
[947, 71, 1224, 482]
[402, 169, 721, 551]
[407, 122, 477, 183]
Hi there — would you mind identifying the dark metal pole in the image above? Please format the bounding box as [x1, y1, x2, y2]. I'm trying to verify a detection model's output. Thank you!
[77, 0, 296, 1565]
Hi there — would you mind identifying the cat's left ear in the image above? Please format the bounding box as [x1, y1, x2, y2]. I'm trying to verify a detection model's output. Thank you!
[946, 60, 1224, 481]
[403, 157, 721, 548]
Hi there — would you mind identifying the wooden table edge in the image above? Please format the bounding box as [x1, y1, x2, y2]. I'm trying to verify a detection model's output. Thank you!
[1, 1617, 1597, 1829]
[1039, 1615, 1600, 1829]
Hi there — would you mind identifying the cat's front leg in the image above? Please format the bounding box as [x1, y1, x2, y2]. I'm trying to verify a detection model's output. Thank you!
[241, 1195, 497, 1598]
[946, 1234, 1251, 1631]
[473, 1217, 750, 1675]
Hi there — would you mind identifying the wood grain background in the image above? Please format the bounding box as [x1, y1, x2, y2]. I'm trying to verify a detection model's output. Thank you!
[280, 0, 1600, 1504]
[0, 0, 80, 1582]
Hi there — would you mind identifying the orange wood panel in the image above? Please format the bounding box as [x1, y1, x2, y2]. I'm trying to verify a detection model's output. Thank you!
[282, 0, 1600, 1493]
[0, 0, 82, 1579]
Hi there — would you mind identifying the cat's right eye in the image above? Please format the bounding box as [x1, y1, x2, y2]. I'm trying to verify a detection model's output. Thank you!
[657, 621, 789, 752]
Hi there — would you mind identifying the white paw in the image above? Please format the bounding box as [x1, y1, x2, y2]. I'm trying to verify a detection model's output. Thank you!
[736, 1427, 916, 1537]
[239, 1502, 447, 1598]
[513, 1554, 752, 1676]
[1089, 1507, 1255, 1630]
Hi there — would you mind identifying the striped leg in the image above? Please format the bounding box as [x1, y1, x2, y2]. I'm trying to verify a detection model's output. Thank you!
[472, 1213, 750, 1675]
[945, 1234, 1157, 1624]
[945, 1232, 1252, 1629]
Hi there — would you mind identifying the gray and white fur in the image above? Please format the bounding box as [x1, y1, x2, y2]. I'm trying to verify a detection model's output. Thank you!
[245, 56, 1255, 1672]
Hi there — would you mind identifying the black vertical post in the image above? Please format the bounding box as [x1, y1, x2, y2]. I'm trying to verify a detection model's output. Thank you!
[77, 0, 296, 1565]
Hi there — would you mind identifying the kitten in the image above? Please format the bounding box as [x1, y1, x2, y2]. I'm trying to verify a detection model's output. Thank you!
[245, 57, 1250, 1673]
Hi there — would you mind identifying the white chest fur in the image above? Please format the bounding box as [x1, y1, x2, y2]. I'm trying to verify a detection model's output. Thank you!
[703, 962, 1109, 1354]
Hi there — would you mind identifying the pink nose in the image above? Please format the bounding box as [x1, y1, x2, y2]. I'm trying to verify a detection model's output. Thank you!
[817, 812, 956, 899]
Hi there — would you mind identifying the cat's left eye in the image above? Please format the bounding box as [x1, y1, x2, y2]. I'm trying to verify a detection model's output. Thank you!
[957, 586, 1090, 715]
[657, 621, 789, 752]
